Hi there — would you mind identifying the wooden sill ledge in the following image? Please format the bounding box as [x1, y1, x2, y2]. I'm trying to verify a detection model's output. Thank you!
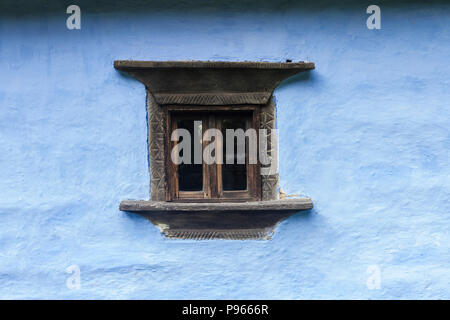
[120, 199, 313, 240]
[120, 199, 313, 213]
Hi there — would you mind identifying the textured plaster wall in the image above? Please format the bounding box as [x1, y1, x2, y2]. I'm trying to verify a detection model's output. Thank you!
[0, 0, 449, 299]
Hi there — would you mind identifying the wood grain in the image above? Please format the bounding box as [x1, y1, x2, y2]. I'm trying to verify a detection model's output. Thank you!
[120, 198, 313, 212]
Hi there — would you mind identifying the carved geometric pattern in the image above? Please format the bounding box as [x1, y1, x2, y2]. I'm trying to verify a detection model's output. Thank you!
[147, 92, 279, 202]
[261, 174, 279, 201]
[260, 97, 278, 201]
[115, 61, 316, 240]
[147, 91, 167, 201]
[163, 228, 275, 240]
[154, 92, 271, 106]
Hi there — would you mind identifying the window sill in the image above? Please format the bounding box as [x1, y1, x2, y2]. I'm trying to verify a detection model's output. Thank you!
[120, 199, 313, 240]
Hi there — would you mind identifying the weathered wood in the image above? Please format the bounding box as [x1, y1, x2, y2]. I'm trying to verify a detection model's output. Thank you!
[116, 60, 315, 239]
[260, 97, 278, 201]
[114, 60, 315, 70]
[120, 198, 313, 213]
[167, 110, 262, 202]
[166, 105, 258, 112]
[114, 60, 315, 105]
[120, 199, 313, 240]
[147, 93, 167, 201]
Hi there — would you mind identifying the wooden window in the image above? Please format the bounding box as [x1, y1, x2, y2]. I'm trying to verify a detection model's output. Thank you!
[167, 106, 261, 202]
[116, 61, 315, 239]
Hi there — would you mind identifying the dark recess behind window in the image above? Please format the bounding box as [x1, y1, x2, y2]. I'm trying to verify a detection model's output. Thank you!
[222, 116, 247, 191]
[177, 119, 203, 191]
[169, 108, 258, 201]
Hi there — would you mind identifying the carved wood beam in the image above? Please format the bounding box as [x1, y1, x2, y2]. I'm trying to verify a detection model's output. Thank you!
[114, 60, 315, 105]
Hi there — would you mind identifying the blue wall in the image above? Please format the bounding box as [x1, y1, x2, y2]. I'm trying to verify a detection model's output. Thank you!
[0, 0, 449, 299]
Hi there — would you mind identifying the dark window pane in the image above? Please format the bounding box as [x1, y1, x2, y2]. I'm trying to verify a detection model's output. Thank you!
[222, 116, 247, 191]
[177, 119, 203, 191]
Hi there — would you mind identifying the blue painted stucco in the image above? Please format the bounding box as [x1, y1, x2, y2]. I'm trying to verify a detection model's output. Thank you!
[0, 0, 449, 299]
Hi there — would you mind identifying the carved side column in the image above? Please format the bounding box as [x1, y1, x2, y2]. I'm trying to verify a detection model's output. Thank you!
[260, 97, 279, 201]
[147, 91, 167, 201]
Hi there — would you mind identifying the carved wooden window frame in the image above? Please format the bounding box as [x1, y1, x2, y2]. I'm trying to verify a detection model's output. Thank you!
[116, 61, 315, 240]
[166, 105, 262, 202]
[148, 96, 278, 203]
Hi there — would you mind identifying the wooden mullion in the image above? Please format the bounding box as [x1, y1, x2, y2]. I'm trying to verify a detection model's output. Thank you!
[203, 114, 211, 198]
[253, 108, 262, 200]
[167, 107, 261, 202]
[208, 114, 219, 198]
[164, 106, 171, 201]
[216, 115, 223, 197]
[170, 117, 179, 200]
